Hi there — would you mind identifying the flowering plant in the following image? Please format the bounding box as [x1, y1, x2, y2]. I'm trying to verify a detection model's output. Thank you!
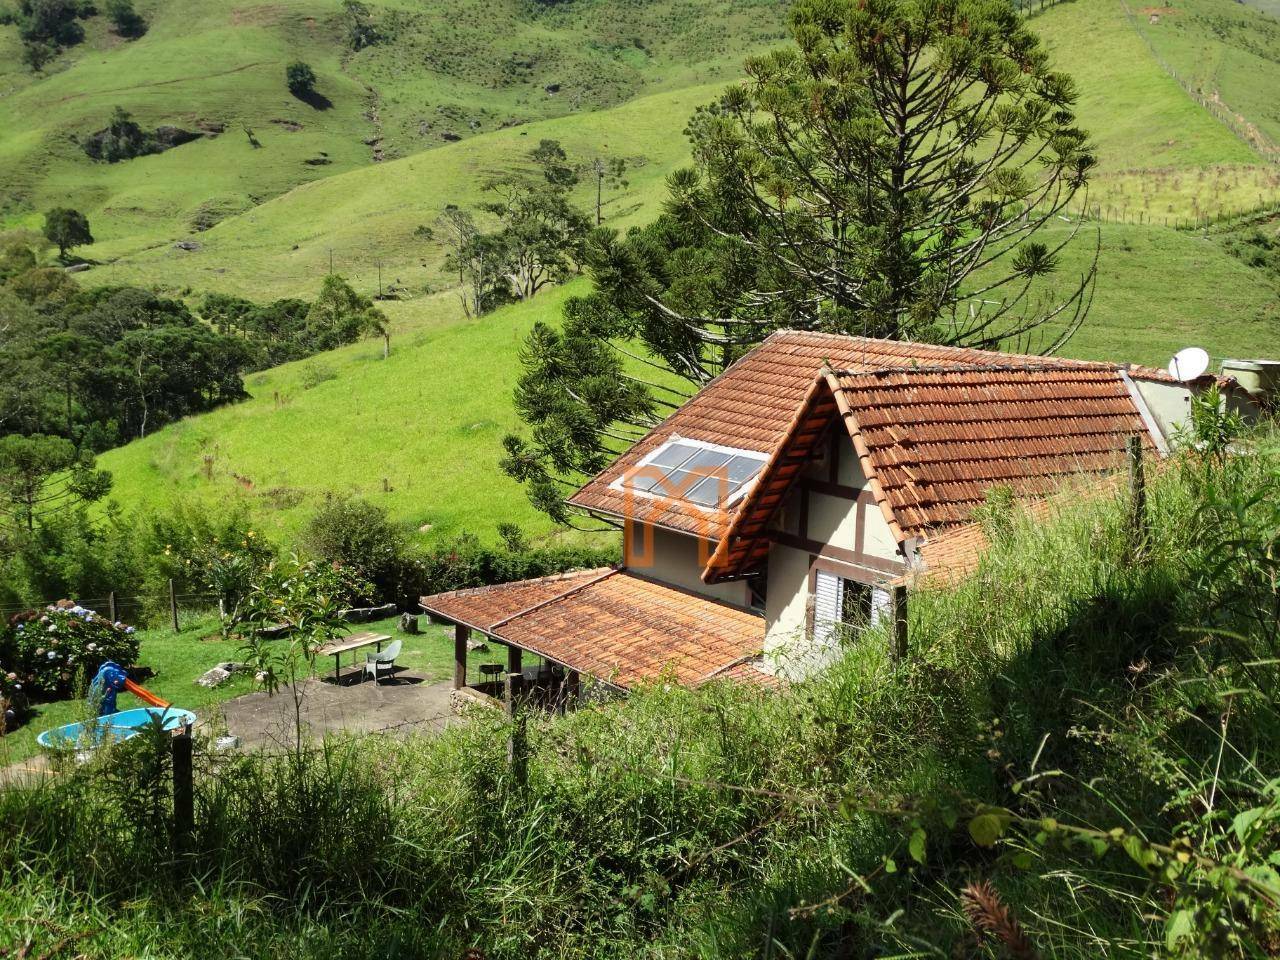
[5, 601, 140, 699]
[0, 667, 25, 734]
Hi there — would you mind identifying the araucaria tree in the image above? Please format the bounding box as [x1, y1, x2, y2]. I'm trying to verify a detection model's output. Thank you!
[502, 0, 1097, 523]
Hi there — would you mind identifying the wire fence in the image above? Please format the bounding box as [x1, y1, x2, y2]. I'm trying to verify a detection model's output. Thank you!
[0, 588, 223, 631]
[1117, 0, 1280, 164]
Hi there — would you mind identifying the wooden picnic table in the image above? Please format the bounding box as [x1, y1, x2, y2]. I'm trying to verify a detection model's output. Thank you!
[316, 631, 391, 683]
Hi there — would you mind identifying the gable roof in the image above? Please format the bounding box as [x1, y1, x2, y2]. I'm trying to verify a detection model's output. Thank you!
[568, 330, 1148, 540]
[704, 363, 1158, 582]
[421, 570, 767, 689]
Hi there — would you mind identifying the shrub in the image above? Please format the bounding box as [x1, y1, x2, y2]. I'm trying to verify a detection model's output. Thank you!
[301, 495, 408, 605]
[299, 361, 337, 389]
[286, 61, 316, 98]
[5, 601, 138, 699]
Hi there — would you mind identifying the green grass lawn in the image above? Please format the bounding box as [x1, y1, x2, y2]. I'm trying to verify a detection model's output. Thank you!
[0, 611, 512, 766]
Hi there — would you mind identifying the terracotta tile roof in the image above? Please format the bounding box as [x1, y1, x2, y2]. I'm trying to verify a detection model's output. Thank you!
[568, 331, 1110, 539]
[419, 569, 614, 632]
[421, 571, 767, 689]
[704, 656, 784, 687]
[706, 363, 1156, 581]
[830, 365, 1154, 534]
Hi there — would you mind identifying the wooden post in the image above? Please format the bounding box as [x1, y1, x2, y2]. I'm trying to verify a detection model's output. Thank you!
[890, 585, 909, 661]
[505, 669, 525, 716]
[453, 624, 469, 690]
[172, 728, 194, 851]
[1128, 435, 1147, 551]
[108, 591, 116, 623]
[507, 644, 523, 677]
[507, 706, 527, 790]
[168, 578, 179, 632]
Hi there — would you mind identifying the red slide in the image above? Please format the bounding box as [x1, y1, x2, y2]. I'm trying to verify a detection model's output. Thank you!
[124, 678, 171, 709]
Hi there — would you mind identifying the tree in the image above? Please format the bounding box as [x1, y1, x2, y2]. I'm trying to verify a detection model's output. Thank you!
[479, 139, 591, 301]
[437, 207, 501, 318]
[589, 154, 629, 226]
[104, 0, 145, 38]
[502, 0, 1097, 523]
[304, 274, 388, 352]
[286, 61, 317, 98]
[341, 0, 379, 50]
[0, 434, 111, 532]
[42, 208, 92, 260]
[21, 39, 56, 71]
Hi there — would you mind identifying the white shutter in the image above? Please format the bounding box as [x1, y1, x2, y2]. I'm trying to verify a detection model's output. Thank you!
[812, 570, 843, 638]
[869, 586, 891, 627]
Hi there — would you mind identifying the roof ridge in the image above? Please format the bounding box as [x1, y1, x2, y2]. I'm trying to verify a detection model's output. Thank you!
[422, 567, 614, 604]
[489, 567, 620, 631]
[829, 362, 1119, 377]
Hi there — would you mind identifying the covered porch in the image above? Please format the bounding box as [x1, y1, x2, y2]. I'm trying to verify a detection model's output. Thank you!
[420, 567, 773, 713]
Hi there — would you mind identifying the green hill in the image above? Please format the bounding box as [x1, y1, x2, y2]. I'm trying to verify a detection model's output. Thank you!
[94, 220, 1280, 547]
[0, 0, 786, 257]
[10, 0, 1280, 549]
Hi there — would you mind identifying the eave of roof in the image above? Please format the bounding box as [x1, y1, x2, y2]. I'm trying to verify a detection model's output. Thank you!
[421, 570, 768, 689]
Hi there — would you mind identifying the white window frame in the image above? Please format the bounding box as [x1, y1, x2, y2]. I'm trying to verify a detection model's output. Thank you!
[608, 436, 769, 513]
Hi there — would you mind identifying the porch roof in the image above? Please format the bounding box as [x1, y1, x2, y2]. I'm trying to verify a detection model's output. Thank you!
[420, 570, 768, 689]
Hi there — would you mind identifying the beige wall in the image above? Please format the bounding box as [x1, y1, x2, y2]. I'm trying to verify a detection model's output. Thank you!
[762, 428, 906, 675]
[1133, 379, 1193, 442]
[624, 522, 751, 607]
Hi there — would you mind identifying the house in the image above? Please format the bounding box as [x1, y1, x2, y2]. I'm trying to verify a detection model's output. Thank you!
[421, 330, 1231, 705]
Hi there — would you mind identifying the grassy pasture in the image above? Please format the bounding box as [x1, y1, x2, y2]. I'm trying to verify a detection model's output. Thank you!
[91, 82, 725, 300]
[0, 0, 786, 261]
[94, 284, 585, 545]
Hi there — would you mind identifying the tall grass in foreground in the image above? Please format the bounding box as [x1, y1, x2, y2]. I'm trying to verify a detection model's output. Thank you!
[2, 427, 1278, 958]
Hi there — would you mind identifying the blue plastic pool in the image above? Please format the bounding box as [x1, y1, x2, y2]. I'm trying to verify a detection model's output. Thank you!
[36, 706, 197, 752]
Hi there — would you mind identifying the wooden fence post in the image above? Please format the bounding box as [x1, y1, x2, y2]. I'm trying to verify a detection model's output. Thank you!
[890, 586, 909, 661]
[108, 591, 116, 623]
[453, 624, 469, 690]
[507, 705, 528, 790]
[1128, 435, 1147, 552]
[169, 579, 179, 632]
[172, 728, 194, 851]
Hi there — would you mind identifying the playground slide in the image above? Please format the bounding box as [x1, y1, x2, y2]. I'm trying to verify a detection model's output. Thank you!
[124, 678, 170, 708]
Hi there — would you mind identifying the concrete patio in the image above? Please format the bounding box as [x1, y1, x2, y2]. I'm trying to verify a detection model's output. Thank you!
[215, 670, 458, 751]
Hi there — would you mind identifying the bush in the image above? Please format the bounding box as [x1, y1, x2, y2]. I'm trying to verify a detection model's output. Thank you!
[301, 495, 408, 606]
[5, 601, 138, 699]
[286, 61, 316, 98]
[299, 361, 337, 389]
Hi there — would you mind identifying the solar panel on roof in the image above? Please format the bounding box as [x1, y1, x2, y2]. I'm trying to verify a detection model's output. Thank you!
[616, 439, 767, 510]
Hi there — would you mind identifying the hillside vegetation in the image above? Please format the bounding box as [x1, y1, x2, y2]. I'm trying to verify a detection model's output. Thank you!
[10, 0, 1280, 549]
[5, 432, 1279, 956]
[95, 220, 1280, 546]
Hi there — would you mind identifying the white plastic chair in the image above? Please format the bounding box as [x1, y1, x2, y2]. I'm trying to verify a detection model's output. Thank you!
[363, 639, 402, 684]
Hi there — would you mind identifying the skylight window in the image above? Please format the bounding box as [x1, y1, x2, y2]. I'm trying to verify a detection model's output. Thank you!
[614, 438, 768, 510]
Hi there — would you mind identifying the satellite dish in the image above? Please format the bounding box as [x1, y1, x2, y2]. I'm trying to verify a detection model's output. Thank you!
[1169, 346, 1210, 382]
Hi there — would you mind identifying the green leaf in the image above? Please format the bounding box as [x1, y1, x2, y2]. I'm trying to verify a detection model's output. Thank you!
[884, 857, 897, 874]
[909, 828, 927, 865]
[1165, 909, 1193, 950]
[1232, 807, 1264, 844]
[969, 814, 1006, 848]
